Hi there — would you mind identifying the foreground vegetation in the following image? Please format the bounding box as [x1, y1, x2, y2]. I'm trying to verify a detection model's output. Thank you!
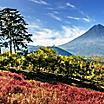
[0, 47, 104, 91]
[0, 8, 104, 91]
[0, 71, 103, 104]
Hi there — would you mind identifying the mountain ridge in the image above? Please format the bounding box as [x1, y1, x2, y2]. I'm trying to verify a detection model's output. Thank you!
[27, 45, 72, 56]
[59, 24, 104, 56]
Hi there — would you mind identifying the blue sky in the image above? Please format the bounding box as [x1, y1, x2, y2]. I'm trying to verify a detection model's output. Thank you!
[0, 0, 104, 46]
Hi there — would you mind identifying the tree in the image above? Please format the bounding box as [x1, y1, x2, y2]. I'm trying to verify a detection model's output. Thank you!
[0, 8, 32, 55]
[0, 42, 8, 54]
[0, 30, 8, 54]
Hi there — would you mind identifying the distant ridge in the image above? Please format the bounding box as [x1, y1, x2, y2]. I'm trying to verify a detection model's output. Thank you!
[59, 24, 104, 56]
[27, 45, 72, 56]
[50, 46, 72, 56]
[1, 45, 72, 56]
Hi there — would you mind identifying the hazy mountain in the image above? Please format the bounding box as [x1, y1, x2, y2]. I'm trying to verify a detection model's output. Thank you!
[1, 45, 72, 56]
[51, 46, 72, 56]
[27, 45, 40, 53]
[27, 45, 72, 56]
[59, 24, 104, 56]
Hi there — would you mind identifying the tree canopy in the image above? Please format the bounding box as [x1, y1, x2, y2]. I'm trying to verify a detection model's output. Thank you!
[0, 8, 32, 54]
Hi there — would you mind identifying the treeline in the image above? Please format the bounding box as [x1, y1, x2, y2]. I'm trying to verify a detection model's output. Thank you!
[0, 47, 104, 90]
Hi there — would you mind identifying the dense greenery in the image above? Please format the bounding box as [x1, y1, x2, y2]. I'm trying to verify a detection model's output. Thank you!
[0, 47, 104, 91]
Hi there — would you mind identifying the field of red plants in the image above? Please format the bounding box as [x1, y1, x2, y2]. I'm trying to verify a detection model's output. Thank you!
[0, 71, 104, 104]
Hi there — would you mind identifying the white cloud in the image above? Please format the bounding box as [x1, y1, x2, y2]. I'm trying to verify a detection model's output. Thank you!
[34, 28, 59, 39]
[48, 13, 62, 21]
[52, 11, 59, 14]
[26, 21, 42, 34]
[82, 17, 90, 22]
[65, 2, 94, 23]
[29, 27, 60, 46]
[58, 2, 76, 9]
[62, 26, 86, 39]
[27, 22, 40, 29]
[67, 16, 80, 20]
[46, 1, 93, 24]
[28, 23, 86, 46]
[78, 10, 95, 23]
[29, 0, 48, 5]
[67, 16, 91, 23]
[66, 2, 76, 8]
[46, 7, 54, 10]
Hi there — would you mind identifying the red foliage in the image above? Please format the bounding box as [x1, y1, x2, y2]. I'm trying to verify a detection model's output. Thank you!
[0, 71, 24, 80]
[0, 71, 104, 104]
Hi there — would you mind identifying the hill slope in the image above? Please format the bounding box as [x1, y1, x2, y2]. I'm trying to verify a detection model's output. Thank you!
[27, 45, 72, 56]
[0, 71, 104, 104]
[60, 24, 104, 56]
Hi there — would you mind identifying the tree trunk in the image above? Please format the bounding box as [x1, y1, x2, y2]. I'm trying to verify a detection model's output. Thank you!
[9, 39, 12, 55]
[0, 47, 1, 54]
[13, 42, 16, 53]
[9, 31, 12, 55]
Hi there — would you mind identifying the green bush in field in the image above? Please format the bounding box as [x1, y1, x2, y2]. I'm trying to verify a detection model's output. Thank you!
[22, 47, 58, 72]
[0, 51, 25, 70]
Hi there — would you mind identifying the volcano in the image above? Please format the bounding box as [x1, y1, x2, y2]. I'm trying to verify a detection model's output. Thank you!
[59, 24, 104, 56]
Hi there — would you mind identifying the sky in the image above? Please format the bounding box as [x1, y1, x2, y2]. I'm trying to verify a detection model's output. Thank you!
[0, 0, 104, 46]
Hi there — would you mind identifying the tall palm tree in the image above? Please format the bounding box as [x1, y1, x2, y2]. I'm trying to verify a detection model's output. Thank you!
[0, 8, 32, 55]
